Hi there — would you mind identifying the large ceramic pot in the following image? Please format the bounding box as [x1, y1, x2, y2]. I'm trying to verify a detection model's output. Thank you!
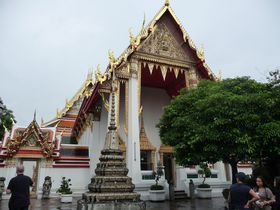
[197, 187, 212, 199]
[60, 194, 73, 203]
[149, 189, 165, 201]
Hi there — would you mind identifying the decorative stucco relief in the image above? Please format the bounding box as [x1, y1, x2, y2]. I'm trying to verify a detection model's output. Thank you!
[138, 22, 190, 61]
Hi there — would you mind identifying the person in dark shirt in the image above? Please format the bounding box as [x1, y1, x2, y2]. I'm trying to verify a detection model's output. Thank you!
[229, 172, 259, 210]
[6, 165, 33, 210]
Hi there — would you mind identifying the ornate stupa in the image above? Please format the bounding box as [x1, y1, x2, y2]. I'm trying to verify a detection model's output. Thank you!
[77, 80, 145, 210]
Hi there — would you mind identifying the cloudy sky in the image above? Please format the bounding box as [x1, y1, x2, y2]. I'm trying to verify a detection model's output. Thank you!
[0, 0, 279, 126]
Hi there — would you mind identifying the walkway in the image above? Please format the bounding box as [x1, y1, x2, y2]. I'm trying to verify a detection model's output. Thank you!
[0, 197, 226, 210]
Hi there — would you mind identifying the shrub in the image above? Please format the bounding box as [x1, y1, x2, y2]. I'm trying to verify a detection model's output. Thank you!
[198, 183, 211, 188]
[56, 177, 72, 194]
[150, 184, 164, 190]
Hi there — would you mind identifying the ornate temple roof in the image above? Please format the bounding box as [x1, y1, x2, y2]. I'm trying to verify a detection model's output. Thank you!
[94, 0, 216, 85]
[0, 117, 90, 168]
[73, 1, 217, 137]
[42, 71, 95, 128]
[0, 117, 57, 159]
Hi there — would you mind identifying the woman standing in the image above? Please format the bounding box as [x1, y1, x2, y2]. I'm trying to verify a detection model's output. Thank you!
[253, 176, 275, 210]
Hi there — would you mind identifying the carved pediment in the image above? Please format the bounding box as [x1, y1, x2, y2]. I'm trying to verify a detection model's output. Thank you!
[22, 133, 40, 147]
[6, 120, 55, 158]
[138, 22, 191, 62]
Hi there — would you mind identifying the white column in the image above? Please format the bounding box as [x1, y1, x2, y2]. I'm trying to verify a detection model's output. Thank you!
[127, 59, 142, 184]
[107, 93, 112, 128]
[214, 161, 227, 182]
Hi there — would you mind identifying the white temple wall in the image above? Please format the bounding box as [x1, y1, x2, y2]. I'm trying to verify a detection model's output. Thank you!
[38, 167, 90, 197]
[141, 86, 171, 150]
[97, 105, 108, 158]
[0, 167, 16, 188]
[77, 104, 108, 176]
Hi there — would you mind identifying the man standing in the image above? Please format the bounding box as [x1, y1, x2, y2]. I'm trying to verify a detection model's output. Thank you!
[229, 172, 259, 210]
[6, 165, 33, 210]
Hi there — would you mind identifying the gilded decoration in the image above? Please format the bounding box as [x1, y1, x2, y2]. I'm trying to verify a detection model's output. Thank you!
[119, 135, 126, 159]
[140, 114, 156, 170]
[138, 22, 190, 62]
[184, 71, 190, 88]
[159, 144, 173, 154]
[159, 144, 174, 164]
[95, 65, 107, 84]
[5, 158, 17, 168]
[40, 159, 53, 168]
[140, 115, 156, 151]
[54, 71, 95, 120]
[98, 80, 112, 112]
[115, 64, 130, 79]
[93, 1, 216, 90]
[6, 121, 55, 158]
[99, 79, 112, 93]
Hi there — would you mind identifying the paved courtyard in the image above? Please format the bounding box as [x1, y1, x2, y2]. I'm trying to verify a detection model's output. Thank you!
[0, 197, 226, 210]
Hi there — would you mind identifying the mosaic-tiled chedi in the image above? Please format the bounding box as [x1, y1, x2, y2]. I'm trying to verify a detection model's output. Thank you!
[78, 83, 145, 210]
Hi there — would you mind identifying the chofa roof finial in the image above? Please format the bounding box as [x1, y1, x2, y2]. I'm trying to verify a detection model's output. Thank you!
[165, 0, 170, 6]
[33, 109, 36, 121]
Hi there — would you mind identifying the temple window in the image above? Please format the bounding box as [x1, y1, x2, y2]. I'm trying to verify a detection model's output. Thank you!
[139, 114, 156, 171]
[140, 150, 153, 170]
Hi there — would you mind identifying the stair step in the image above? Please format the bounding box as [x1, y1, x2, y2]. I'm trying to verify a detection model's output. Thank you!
[174, 191, 188, 200]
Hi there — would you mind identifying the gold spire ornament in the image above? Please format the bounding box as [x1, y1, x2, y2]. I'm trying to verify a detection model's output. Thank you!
[33, 110, 36, 121]
[197, 44, 205, 60]
[129, 28, 141, 47]
[108, 50, 117, 68]
[95, 64, 106, 84]
[165, 0, 170, 6]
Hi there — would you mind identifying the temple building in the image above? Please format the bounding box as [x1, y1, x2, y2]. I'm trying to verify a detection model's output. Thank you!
[0, 73, 94, 198]
[72, 1, 231, 199]
[0, 1, 253, 200]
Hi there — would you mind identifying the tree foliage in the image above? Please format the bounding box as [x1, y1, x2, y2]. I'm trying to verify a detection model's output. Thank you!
[0, 98, 16, 140]
[157, 77, 280, 182]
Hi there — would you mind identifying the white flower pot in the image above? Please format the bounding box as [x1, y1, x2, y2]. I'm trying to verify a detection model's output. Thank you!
[197, 188, 212, 199]
[60, 194, 73, 203]
[149, 189, 165, 201]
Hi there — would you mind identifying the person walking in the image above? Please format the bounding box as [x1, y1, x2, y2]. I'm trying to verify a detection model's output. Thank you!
[6, 165, 33, 210]
[229, 172, 259, 210]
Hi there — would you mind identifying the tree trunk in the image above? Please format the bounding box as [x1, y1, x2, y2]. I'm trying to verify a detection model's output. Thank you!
[229, 161, 238, 184]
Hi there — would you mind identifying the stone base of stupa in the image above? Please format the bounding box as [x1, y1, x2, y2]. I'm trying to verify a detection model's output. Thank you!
[77, 197, 145, 210]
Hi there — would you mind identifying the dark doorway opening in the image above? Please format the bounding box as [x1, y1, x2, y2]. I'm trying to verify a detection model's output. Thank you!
[163, 153, 173, 183]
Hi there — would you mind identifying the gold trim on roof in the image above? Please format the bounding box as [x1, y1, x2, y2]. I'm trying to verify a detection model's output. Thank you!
[95, 1, 216, 85]
[43, 71, 95, 127]
[140, 115, 156, 151]
[159, 144, 173, 153]
[119, 135, 126, 153]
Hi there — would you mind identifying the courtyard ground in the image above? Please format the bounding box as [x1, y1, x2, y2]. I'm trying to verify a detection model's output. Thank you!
[0, 197, 226, 210]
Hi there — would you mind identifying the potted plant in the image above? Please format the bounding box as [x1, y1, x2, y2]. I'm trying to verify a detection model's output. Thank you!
[149, 162, 165, 202]
[56, 177, 73, 203]
[196, 163, 212, 198]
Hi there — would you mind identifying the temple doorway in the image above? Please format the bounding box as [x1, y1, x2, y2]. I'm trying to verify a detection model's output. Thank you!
[163, 153, 174, 184]
[21, 159, 39, 198]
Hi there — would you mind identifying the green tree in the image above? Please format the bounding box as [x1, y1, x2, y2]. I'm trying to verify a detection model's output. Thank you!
[0, 98, 16, 140]
[158, 77, 280, 183]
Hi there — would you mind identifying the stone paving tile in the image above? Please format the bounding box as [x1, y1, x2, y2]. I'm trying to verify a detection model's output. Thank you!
[0, 197, 226, 210]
